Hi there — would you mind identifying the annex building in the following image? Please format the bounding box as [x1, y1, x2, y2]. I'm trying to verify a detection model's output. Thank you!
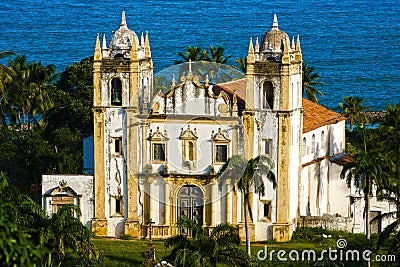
[42, 12, 395, 242]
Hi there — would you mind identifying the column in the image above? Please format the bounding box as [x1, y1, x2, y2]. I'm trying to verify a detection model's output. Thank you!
[164, 181, 171, 226]
[225, 180, 232, 224]
[92, 108, 108, 236]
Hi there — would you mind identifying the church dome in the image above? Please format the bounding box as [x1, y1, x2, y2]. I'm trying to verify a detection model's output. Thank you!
[260, 14, 289, 56]
[108, 11, 139, 50]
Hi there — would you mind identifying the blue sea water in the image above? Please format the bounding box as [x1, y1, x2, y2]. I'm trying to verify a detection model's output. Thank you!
[1, 0, 399, 111]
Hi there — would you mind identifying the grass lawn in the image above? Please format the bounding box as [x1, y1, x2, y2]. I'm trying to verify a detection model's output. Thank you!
[92, 228, 398, 266]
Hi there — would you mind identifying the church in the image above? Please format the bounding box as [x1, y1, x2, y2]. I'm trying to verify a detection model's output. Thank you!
[42, 12, 395, 242]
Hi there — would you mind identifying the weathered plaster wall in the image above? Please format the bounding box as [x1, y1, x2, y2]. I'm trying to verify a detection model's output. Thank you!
[42, 175, 94, 228]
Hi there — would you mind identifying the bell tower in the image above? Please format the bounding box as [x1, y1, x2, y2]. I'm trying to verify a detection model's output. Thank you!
[92, 11, 153, 237]
[245, 14, 303, 242]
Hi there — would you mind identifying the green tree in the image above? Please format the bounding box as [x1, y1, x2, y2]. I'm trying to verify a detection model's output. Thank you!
[0, 172, 98, 266]
[165, 216, 249, 267]
[0, 128, 53, 190]
[216, 155, 276, 256]
[235, 57, 247, 73]
[45, 56, 94, 137]
[174, 46, 205, 65]
[372, 104, 400, 258]
[0, 51, 16, 96]
[340, 130, 393, 240]
[339, 96, 369, 132]
[202, 46, 232, 64]
[302, 62, 325, 103]
[7, 55, 31, 127]
[25, 62, 56, 128]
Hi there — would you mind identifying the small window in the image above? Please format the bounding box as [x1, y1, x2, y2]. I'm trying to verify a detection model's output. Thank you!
[262, 201, 272, 220]
[311, 134, 316, 155]
[153, 143, 166, 161]
[321, 131, 325, 150]
[113, 138, 122, 155]
[215, 145, 227, 162]
[115, 198, 121, 214]
[302, 137, 307, 157]
[264, 139, 272, 156]
[188, 141, 194, 161]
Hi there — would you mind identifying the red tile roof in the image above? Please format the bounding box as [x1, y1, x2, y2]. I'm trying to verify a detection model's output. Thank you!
[215, 80, 346, 133]
[302, 99, 346, 133]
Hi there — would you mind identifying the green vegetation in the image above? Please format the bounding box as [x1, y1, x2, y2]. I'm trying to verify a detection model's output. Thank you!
[91, 227, 397, 266]
[0, 53, 93, 192]
[339, 100, 400, 259]
[302, 62, 325, 103]
[164, 216, 249, 266]
[217, 155, 276, 256]
[0, 172, 98, 266]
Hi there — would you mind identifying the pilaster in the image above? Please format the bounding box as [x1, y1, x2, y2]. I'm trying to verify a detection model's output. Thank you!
[93, 107, 107, 236]
[273, 112, 293, 242]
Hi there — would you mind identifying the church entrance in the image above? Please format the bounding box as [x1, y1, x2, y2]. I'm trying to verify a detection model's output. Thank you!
[178, 185, 203, 227]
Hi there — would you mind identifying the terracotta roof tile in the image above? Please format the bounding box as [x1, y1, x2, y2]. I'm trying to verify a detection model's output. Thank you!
[215, 80, 345, 133]
[330, 153, 353, 166]
[215, 78, 247, 101]
[302, 99, 346, 133]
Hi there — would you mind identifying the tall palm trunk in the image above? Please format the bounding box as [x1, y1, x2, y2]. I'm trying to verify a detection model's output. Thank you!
[365, 193, 370, 240]
[244, 201, 251, 256]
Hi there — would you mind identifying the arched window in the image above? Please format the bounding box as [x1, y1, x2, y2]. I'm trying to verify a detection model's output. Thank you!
[262, 81, 274, 109]
[302, 137, 307, 156]
[321, 131, 325, 151]
[311, 134, 316, 155]
[111, 78, 122, 106]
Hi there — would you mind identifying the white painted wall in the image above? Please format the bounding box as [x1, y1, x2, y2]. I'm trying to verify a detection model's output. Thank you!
[42, 175, 94, 228]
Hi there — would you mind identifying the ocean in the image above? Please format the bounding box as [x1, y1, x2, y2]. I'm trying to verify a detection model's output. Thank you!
[1, 0, 399, 111]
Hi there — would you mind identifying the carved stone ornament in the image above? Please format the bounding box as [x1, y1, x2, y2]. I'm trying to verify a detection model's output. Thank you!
[179, 125, 198, 140]
[211, 128, 230, 142]
[147, 127, 169, 141]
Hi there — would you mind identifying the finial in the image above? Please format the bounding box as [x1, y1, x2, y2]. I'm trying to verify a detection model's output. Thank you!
[121, 11, 127, 27]
[171, 74, 176, 87]
[94, 33, 102, 61]
[272, 14, 278, 29]
[291, 36, 295, 50]
[188, 59, 192, 73]
[295, 35, 302, 61]
[247, 37, 255, 63]
[141, 32, 145, 47]
[144, 31, 151, 57]
[255, 37, 259, 53]
[102, 34, 107, 49]
[233, 91, 238, 114]
[282, 38, 290, 64]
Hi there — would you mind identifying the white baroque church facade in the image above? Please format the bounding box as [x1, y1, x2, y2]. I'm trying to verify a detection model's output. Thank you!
[42, 12, 395, 242]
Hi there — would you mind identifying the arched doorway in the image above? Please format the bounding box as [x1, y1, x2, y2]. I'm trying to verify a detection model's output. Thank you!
[178, 185, 203, 226]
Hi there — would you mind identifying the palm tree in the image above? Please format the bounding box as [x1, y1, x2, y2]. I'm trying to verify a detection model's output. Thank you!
[7, 55, 30, 126]
[202, 46, 232, 64]
[216, 155, 276, 256]
[26, 62, 56, 128]
[339, 96, 369, 131]
[373, 104, 400, 258]
[0, 51, 16, 97]
[164, 216, 249, 267]
[235, 57, 247, 73]
[174, 46, 205, 65]
[201, 46, 233, 83]
[302, 62, 325, 103]
[340, 133, 393, 240]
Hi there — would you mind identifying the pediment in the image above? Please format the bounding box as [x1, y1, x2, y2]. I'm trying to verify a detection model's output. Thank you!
[180, 126, 198, 140]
